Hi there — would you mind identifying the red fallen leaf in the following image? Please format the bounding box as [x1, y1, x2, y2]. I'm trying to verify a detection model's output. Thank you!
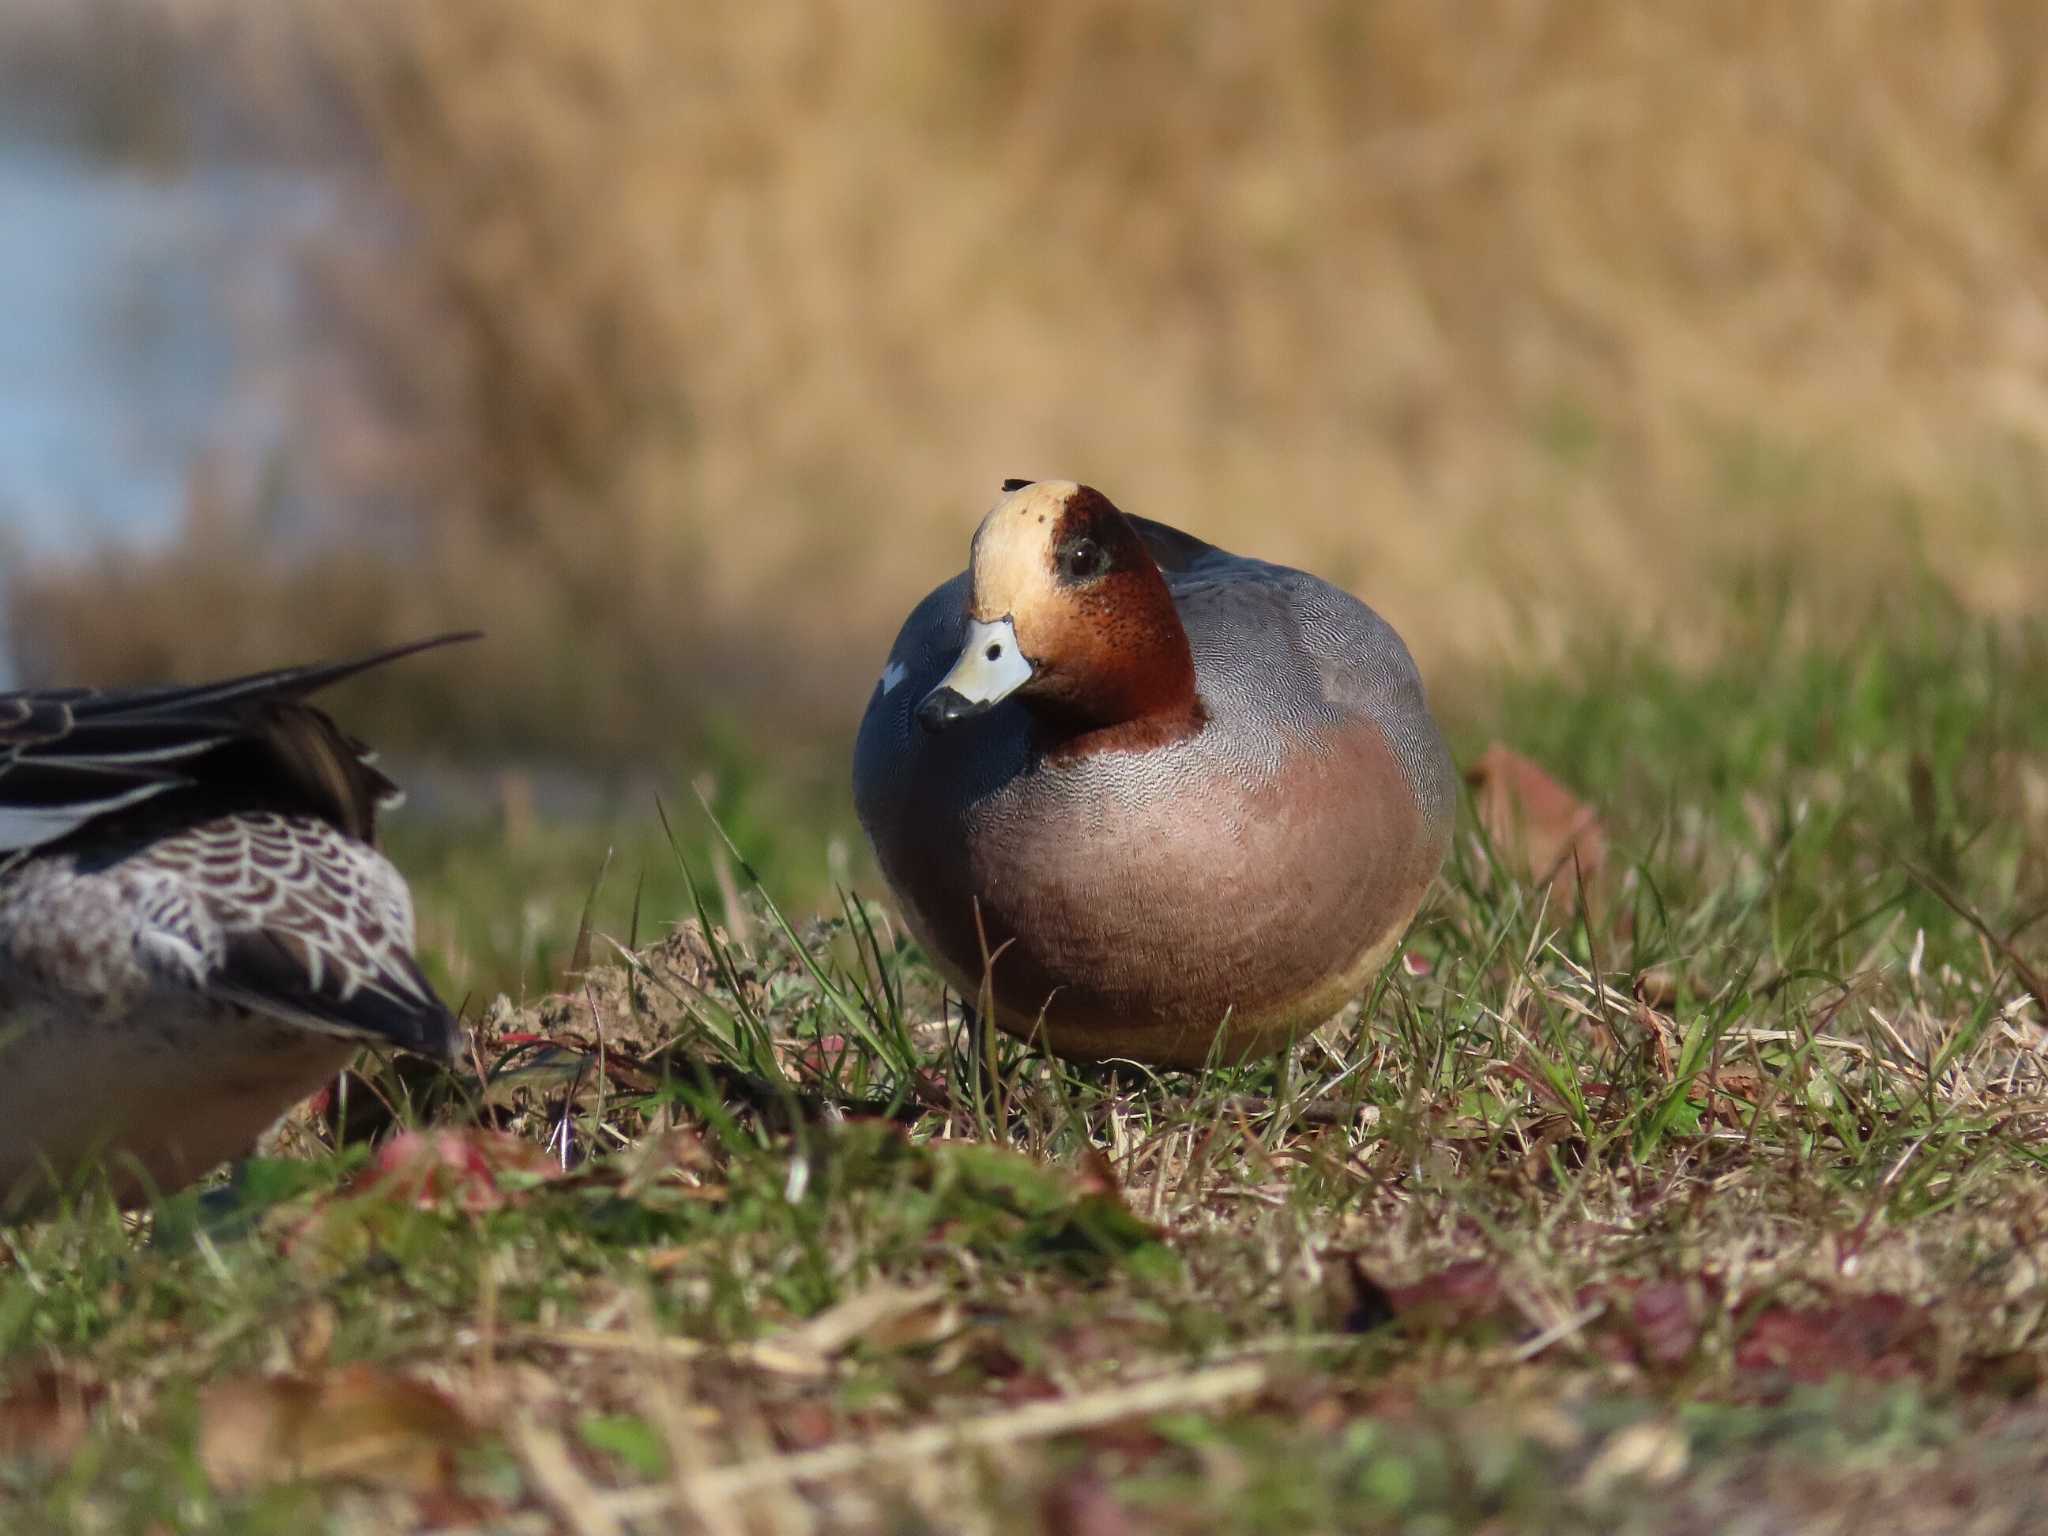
[1382, 1260, 1509, 1331]
[0, 1368, 102, 1467]
[198, 1364, 474, 1493]
[1071, 1148, 1124, 1201]
[1629, 1280, 1708, 1367]
[1690, 1069, 1768, 1130]
[1733, 1294, 1932, 1384]
[350, 1129, 563, 1213]
[1402, 951, 1432, 977]
[1075, 1413, 1173, 1467]
[1299, 1392, 1351, 1434]
[1039, 1474, 1138, 1536]
[774, 1398, 838, 1453]
[1467, 744, 1607, 909]
[413, 1490, 511, 1528]
[1694, 1070, 1764, 1100]
[1961, 1352, 2045, 1400]
[995, 1369, 1066, 1406]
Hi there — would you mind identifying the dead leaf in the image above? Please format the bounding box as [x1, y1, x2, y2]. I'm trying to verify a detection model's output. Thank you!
[995, 1368, 1066, 1406]
[351, 1129, 564, 1213]
[1690, 1068, 1767, 1129]
[1071, 1148, 1123, 1201]
[1626, 1280, 1709, 1367]
[1386, 1259, 1509, 1328]
[0, 1368, 102, 1468]
[1467, 744, 1607, 909]
[1073, 1413, 1174, 1467]
[775, 1398, 839, 1452]
[1038, 1474, 1136, 1536]
[1733, 1293, 1933, 1385]
[1337, 1259, 1513, 1336]
[198, 1364, 475, 1494]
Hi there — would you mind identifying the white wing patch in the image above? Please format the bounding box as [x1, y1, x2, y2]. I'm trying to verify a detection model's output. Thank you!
[880, 660, 908, 696]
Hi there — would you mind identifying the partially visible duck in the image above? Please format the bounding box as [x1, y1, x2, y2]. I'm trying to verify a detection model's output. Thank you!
[0, 634, 473, 1209]
[854, 480, 1454, 1068]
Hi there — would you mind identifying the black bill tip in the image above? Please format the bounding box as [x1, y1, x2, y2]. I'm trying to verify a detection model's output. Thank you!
[916, 686, 991, 734]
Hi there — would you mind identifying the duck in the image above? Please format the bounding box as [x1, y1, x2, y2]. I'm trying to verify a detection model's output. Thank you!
[0, 634, 474, 1210]
[853, 480, 1455, 1069]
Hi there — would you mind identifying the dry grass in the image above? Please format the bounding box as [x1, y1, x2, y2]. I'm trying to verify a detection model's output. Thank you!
[3, 615, 2047, 1529]
[8, 1, 2048, 751]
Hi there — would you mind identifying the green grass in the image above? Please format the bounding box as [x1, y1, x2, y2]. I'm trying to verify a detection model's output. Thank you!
[4, 609, 2048, 1533]
[386, 741, 863, 1006]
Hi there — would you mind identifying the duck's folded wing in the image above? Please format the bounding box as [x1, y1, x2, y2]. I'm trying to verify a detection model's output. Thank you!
[128, 812, 463, 1061]
[0, 632, 477, 857]
[207, 927, 462, 1060]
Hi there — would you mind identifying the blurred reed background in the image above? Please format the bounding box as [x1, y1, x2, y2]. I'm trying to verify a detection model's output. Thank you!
[2, 0, 2046, 984]
[8, 0, 2048, 740]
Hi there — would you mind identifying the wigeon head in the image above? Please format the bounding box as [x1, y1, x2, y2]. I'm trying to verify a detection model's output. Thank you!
[917, 480, 1206, 749]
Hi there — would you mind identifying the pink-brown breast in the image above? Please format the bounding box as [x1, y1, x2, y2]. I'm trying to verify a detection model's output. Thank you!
[880, 711, 1446, 1067]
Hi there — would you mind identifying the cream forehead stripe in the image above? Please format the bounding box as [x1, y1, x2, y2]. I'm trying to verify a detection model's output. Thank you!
[968, 480, 1082, 621]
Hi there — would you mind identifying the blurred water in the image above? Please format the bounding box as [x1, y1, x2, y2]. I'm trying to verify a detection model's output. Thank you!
[0, 135, 327, 685]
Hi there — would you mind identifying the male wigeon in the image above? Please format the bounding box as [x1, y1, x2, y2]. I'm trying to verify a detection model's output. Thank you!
[854, 480, 1454, 1068]
[0, 635, 472, 1209]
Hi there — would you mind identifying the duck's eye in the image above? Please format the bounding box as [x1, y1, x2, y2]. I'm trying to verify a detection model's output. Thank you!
[1058, 537, 1107, 582]
[985, 641, 1003, 661]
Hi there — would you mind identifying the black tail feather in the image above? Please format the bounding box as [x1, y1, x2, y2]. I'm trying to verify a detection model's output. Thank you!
[0, 632, 482, 856]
